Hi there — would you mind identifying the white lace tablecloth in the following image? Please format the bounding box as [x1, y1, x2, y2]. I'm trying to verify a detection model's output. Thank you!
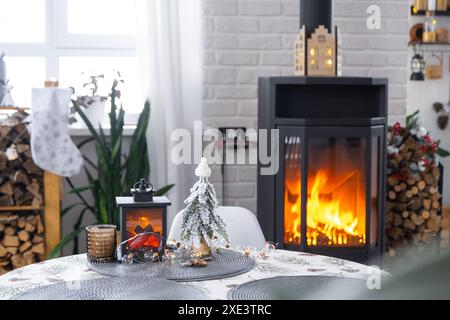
[0, 250, 377, 300]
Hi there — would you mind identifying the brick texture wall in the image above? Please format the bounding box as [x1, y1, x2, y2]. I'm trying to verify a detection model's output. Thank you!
[202, 0, 409, 214]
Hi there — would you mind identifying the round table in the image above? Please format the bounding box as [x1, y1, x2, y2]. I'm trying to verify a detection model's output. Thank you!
[0, 250, 377, 300]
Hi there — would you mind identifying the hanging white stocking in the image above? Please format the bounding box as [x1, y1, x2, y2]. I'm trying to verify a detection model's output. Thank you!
[31, 88, 83, 177]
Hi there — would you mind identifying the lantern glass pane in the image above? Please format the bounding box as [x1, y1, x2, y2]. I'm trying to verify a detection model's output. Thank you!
[123, 208, 164, 251]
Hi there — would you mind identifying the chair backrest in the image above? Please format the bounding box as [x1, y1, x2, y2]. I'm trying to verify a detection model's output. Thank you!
[168, 206, 266, 248]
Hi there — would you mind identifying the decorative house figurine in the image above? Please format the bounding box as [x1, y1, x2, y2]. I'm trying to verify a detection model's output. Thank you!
[293, 26, 306, 76]
[294, 25, 340, 77]
[293, 0, 341, 77]
[307, 26, 336, 76]
[116, 179, 171, 259]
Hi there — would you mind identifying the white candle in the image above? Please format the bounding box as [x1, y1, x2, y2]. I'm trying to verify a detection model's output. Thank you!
[428, 0, 437, 11]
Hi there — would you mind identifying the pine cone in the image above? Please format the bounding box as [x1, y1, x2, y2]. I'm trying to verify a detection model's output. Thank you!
[433, 102, 444, 113]
[437, 114, 449, 130]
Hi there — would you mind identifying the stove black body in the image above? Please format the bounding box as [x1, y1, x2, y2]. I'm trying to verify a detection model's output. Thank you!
[257, 77, 388, 264]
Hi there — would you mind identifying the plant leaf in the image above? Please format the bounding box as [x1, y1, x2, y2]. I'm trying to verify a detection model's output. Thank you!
[77, 137, 95, 150]
[125, 101, 150, 192]
[47, 227, 85, 259]
[61, 203, 84, 216]
[72, 207, 91, 255]
[437, 147, 450, 158]
[155, 184, 175, 196]
[406, 110, 420, 129]
[74, 102, 108, 156]
[82, 155, 98, 171]
[69, 185, 93, 194]
[65, 177, 92, 210]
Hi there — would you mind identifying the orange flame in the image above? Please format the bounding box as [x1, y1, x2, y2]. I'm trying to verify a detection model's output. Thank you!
[284, 170, 365, 246]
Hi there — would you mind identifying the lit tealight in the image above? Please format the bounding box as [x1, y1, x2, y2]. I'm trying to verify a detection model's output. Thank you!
[326, 59, 333, 68]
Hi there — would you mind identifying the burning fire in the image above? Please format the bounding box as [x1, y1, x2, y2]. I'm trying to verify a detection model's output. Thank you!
[126, 212, 162, 250]
[284, 170, 366, 246]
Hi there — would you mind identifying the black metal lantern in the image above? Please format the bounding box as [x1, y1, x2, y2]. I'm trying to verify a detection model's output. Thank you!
[131, 179, 154, 202]
[116, 180, 171, 258]
[410, 45, 425, 81]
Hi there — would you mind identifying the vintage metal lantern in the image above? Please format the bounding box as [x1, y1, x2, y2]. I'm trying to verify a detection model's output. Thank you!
[116, 179, 171, 258]
[410, 45, 425, 81]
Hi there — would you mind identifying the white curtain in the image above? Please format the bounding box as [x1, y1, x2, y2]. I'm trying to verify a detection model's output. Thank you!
[136, 0, 202, 224]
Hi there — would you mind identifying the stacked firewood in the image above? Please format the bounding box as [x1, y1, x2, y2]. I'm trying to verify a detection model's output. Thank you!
[386, 113, 445, 257]
[0, 214, 45, 275]
[0, 111, 43, 207]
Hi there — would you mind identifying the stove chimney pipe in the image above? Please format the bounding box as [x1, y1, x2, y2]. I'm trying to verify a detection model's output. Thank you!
[300, 0, 333, 36]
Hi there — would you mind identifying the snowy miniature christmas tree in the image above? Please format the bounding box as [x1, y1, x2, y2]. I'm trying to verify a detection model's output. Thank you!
[181, 158, 227, 256]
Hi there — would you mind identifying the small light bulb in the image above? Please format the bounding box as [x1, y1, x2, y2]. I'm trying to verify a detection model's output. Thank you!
[432, 19, 437, 25]
[310, 48, 316, 57]
[310, 59, 317, 65]
[326, 48, 333, 56]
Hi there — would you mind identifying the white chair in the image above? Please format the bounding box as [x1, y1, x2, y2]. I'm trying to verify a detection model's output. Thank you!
[168, 206, 266, 248]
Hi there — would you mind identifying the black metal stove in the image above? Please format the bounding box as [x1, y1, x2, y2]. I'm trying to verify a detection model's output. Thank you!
[257, 76, 387, 264]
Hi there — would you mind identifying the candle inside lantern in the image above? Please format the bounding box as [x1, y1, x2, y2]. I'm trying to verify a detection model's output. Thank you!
[86, 224, 117, 262]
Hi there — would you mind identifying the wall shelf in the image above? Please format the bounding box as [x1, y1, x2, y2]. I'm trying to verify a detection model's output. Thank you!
[0, 205, 43, 212]
[410, 42, 450, 46]
[411, 6, 450, 16]
[409, 42, 450, 51]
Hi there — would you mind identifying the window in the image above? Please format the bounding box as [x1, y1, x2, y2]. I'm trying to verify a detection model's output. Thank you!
[3, 57, 46, 107]
[0, 0, 46, 43]
[0, 0, 142, 123]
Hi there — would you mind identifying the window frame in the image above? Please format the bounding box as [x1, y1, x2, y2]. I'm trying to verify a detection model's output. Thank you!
[1, 0, 140, 121]
[52, 0, 137, 49]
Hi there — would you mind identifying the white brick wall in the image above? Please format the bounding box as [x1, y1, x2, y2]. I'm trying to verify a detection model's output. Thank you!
[202, 0, 409, 214]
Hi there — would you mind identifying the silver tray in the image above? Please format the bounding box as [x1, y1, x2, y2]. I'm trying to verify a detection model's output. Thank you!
[88, 249, 255, 282]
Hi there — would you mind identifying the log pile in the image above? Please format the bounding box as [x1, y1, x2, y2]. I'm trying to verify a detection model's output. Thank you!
[0, 214, 45, 275]
[386, 116, 444, 258]
[0, 111, 43, 207]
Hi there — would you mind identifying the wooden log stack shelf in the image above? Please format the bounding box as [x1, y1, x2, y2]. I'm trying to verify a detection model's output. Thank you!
[0, 214, 45, 275]
[386, 167, 442, 257]
[0, 108, 61, 275]
[386, 121, 444, 258]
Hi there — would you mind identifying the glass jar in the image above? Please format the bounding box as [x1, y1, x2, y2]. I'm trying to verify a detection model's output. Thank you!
[86, 224, 117, 262]
[423, 11, 437, 43]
